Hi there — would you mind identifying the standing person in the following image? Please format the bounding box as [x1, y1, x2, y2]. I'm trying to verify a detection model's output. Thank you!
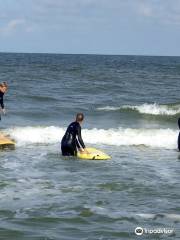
[61, 113, 88, 156]
[178, 118, 180, 151]
[0, 82, 8, 119]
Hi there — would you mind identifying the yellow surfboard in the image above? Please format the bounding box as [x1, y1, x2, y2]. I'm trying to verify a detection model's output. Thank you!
[0, 133, 15, 149]
[77, 147, 111, 160]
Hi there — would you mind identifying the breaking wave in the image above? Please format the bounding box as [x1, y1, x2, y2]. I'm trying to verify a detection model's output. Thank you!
[5, 126, 178, 149]
[97, 103, 180, 116]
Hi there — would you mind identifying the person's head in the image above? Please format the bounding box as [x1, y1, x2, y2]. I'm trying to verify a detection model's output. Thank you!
[2, 82, 8, 88]
[76, 113, 84, 123]
[0, 82, 8, 93]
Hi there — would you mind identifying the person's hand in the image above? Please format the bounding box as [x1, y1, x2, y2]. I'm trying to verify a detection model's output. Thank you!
[83, 148, 90, 154]
[79, 148, 89, 154]
[79, 148, 84, 153]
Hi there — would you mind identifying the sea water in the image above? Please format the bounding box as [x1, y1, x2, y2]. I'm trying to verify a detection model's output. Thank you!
[0, 53, 180, 239]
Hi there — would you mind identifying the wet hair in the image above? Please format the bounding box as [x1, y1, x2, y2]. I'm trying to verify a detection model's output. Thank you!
[3, 82, 8, 87]
[76, 113, 84, 122]
[178, 118, 180, 129]
[0, 82, 8, 88]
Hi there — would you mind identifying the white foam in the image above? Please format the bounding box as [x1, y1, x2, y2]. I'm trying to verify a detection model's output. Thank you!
[5, 126, 178, 149]
[97, 106, 120, 111]
[137, 213, 180, 221]
[6, 126, 65, 146]
[123, 103, 180, 116]
[97, 103, 180, 116]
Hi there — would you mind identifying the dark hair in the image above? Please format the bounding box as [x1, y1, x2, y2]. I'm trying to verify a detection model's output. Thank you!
[3, 82, 8, 87]
[178, 118, 180, 129]
[0, 82, 8, 88]
[76, 113, 84, 122]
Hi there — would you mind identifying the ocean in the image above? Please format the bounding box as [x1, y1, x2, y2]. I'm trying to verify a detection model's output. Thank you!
[0, 53, 180, 239]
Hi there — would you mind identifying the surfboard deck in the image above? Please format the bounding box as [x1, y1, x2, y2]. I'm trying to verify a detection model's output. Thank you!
[0, 133, 15, 149]
[77, 147, 111, 160]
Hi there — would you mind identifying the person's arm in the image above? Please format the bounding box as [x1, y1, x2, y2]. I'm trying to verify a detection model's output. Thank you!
[76, 124, 86, 149]
[0, 95, 4, 110]
[75, 138, 81, 149]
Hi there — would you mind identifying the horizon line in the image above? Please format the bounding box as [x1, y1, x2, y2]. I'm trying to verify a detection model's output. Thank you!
[0, 51, 180, 58]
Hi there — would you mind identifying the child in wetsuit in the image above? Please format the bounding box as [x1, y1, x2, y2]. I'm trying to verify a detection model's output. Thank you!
[0, 82, 8, 119]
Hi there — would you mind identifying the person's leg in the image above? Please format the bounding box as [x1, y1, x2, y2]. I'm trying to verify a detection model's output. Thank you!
[73, 146, 77, 156]
[69, 145, 77, 156]
[61, 144, 75, 156]
[61, 145, 69, 156]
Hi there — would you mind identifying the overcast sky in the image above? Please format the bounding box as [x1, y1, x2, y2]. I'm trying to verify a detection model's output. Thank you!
[0, 0, 180, 56]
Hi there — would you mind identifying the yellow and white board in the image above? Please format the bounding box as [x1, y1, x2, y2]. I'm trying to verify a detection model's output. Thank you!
[0, 133, 15, 149]
[77, 147, 111, 160]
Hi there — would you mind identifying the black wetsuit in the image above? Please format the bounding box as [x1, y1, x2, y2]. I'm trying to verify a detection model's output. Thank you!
[178, 118, 180, 151]
[0, 91, 4, 120]
[61, 121, 85, 156]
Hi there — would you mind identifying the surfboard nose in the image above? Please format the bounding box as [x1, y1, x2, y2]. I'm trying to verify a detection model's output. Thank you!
[77, 147, 111, 160]
[0, 133, 15, 150]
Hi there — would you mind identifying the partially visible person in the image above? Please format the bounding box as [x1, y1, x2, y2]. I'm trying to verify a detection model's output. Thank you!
[178, 118, 180, 151]
[61, 113, 88, 156]
[0, 82, 8, 118]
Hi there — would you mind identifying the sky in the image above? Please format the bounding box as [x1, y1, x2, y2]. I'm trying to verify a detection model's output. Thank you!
[0, 0, 180, 56]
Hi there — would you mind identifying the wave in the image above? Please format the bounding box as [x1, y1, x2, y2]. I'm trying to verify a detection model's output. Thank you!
[84, 206, 180, 221]
[97, 103, 180, 116]
[5, 126, 178, 149]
